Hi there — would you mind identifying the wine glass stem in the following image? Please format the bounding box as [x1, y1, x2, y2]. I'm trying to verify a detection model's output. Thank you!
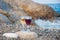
[22, 24, 25, 30]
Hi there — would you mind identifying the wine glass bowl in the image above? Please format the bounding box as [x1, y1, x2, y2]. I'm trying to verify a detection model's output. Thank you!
[25, 19, 31, 25]
[20, 16, 32, 30]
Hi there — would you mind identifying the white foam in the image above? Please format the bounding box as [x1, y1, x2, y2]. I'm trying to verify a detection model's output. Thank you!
[35, 19, 60, 29]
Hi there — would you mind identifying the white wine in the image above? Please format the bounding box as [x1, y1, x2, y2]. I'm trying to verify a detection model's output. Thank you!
[20, 19, 26, 25]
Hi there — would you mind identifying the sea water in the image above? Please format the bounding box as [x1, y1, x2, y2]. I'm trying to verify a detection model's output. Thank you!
[47, 4, 60, 13]
[35, 19, 60, 29]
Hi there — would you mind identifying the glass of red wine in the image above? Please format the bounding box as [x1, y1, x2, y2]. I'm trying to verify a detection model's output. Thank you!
[25, 19, 31, 25]
[20, 16, 32, 31]
[25, 16, 32, 25]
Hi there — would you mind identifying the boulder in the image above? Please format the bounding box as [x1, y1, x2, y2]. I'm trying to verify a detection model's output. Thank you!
[19, 0, 57, 20]
[16, 31, 38, 40]
[3, 0, 60, 20]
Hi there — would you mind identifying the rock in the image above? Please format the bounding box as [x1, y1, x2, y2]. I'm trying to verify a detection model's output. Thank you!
[16, 31, 38, 40]
[0, 15, 11, 23]
[0, 9, 28, 23]
[39, 36, 56, 40]
[3, 33, 19, 40]
[3, 33, 19, 38]
[0, 0, 28, 23]
[19, 0, 57, 20]
[3, 0, 56, 20]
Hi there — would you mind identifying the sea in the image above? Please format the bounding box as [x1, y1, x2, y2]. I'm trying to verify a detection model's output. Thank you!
[47, 3, 60, 13]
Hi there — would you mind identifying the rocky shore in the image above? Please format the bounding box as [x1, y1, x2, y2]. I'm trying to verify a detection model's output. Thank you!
[0, 23, 60, 40]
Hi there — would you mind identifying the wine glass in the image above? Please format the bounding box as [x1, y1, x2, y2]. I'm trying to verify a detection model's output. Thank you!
[25, 16, 32, 29]
[20, 16, 32, 31]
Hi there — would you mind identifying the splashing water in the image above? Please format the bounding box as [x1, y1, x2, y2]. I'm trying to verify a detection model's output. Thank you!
[35, 19, 60, 29]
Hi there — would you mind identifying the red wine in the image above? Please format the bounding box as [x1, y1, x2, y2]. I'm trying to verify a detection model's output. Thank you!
[25, 19, 31, 25]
